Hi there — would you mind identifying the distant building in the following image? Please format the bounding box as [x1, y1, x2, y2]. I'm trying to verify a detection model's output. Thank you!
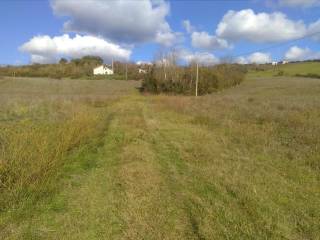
[93, 65, 113, 75]
[272, 61, 278, 66]
[138, 68, 147, 74]
[282, 61, 289, 64]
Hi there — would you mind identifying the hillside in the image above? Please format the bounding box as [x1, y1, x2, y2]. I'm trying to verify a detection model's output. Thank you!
[248, 61, 320, 78]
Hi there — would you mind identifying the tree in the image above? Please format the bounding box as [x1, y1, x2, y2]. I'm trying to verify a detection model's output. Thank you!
[80, 56, 103, 66]
[59, 58, 68, 64]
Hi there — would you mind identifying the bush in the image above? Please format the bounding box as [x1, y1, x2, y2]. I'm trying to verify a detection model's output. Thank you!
[142, 64, 246, 95]
[295, 73, 320, 79]
[275, 70, 285, 76]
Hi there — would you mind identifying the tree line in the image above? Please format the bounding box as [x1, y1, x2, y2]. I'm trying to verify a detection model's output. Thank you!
[0, 56, 148, 80]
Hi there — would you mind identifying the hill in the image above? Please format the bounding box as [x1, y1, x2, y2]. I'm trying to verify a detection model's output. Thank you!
[248, 61, 320, 78]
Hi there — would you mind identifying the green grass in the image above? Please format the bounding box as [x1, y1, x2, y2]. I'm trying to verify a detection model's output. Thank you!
[248, 61, 320, 78]
[0, 76, 319, 239]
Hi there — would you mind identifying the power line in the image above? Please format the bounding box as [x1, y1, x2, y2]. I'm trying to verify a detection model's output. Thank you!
[231, 30, 320, 59]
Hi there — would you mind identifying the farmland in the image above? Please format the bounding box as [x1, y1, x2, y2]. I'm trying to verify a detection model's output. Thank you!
[0, 74, 320, 239]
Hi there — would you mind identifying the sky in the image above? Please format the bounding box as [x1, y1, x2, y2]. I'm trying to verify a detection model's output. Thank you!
[1, 0, 320, 65]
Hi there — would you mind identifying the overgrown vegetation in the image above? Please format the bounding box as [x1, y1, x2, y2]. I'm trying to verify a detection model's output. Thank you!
[0, 78, 140, 214]
[0, 102, 103, 210]
[142, 63, 246, 95]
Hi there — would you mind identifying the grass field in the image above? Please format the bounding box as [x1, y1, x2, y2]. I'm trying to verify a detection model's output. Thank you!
[0, 75, 319, 239]
[248, 61, 320, 78]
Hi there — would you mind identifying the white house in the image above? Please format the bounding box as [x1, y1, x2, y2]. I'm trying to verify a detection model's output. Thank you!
[93, 65, 113, 75]
[282, 61, 289, 64]
[272, 61, 278, 66]
[138, 68, 147, 74]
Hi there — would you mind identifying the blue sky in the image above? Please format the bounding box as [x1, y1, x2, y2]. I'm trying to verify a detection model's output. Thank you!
[1, 0, 320, 65]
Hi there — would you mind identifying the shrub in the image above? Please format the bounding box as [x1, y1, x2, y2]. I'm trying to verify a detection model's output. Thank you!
[295, 73, 320, 79]
[142, 64, 246, 95]
[275, 70, 285, 76]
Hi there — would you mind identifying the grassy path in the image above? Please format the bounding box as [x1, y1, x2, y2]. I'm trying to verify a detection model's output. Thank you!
[3, 95, 195, 239]
[2, 89, 319, 239]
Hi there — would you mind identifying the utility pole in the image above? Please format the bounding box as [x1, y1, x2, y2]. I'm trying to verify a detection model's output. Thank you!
[163, 53, 167, 80]
[125, 62, 128, 81]
[195, 62, 199, 97]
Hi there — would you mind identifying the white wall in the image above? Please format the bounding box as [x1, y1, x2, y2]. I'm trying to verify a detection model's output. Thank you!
[93, 65, 114, 75]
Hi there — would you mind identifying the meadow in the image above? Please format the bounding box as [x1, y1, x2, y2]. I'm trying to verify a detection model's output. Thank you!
[248, 61, 320, 78]
[0, 74, 319, 239]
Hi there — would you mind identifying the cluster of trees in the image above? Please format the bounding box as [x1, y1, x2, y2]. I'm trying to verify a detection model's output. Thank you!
[142, 52, 247, 95]
[0, 56, 148, 80]
[0, 56, 104, 79]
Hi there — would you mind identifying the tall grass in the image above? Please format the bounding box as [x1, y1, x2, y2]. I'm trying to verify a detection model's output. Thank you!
[0, 101, 104, 210]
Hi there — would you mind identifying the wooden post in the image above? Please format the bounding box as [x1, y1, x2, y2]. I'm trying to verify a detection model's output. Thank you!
[195, 62, 199, 97]
[125, 63, 128, 81]
[163, 54, 167, 80]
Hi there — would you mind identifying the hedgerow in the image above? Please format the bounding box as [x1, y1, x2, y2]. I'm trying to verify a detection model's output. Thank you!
[142, 64, 246, 95]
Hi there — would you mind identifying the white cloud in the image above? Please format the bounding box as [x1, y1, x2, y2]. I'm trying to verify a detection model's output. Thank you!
[182, 20, 195, 33]
[191, 31, 230, 50]
[284, 46, 320, 61]
[20, 34, 131, 64]
[178, 49, 219, 66]
[233, 52, 272, 64]
[278, 0, 320, 8]
[233, 52, 271, 64]
[247, 52, 272, 64]
[155, 31, 183, 47]
[51, 0, 179, 46]
[216, 9, 306, 43]
[234, 56, 249, 64]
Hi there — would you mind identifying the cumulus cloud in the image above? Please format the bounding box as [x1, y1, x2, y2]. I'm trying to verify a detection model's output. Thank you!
[247, 52, 272, 64]
[234, 56, 249, 64]
[155, 31, 183, 47]
[234, 52, 272, 64]
[20, 34, 131, 64]
[182, 20, 195, 33]
[51, 0, 179, 46]
[284, 46, 320, 61]
[191, 31, 230, 50]
[216, 9, 307, 43]
[178, 49, 219, 65]
[278, 0, 320, 8]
